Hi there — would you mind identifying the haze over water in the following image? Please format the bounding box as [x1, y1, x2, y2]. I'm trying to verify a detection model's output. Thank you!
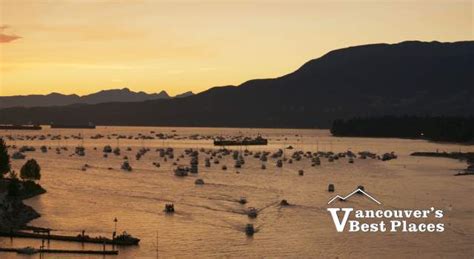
[1, 126, 473, 258]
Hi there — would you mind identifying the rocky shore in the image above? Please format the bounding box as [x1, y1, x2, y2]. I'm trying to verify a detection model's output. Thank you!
[0, 179, 46, 230]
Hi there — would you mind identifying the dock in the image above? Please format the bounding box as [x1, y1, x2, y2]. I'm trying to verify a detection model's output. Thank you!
[0, 230, 139, 246]
[0, 247, 118, 255]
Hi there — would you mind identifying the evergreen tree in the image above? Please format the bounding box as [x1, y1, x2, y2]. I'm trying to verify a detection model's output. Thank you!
[0, 138, 11, 178]
[20, 159, 41, 181]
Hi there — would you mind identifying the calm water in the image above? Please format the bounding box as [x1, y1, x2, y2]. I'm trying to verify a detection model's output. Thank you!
[1, 127, 473, 258]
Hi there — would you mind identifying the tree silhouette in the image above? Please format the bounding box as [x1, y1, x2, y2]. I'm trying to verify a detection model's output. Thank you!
[0, 138, 11, 178]
[20, 159, 41, 181]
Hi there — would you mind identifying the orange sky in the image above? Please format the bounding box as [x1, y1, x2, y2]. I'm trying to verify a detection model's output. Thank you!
[0, 0, 472, 96]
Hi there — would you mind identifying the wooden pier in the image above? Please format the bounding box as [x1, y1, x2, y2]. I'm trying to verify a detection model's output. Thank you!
[0, 247, 118, 255]
[0, 230, 139, 246]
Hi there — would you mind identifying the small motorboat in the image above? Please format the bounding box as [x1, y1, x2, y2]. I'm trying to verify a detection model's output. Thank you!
[113, 231, 141, 245]
[234, 160, 242, 168]
[245, 224, 255, 236]
[276, 160, 283, 168]
[247, 207, 258, 218]
[12, 151, 26, 160]
[17, 247, 37, 255]
[174, 165, 189, 176]
[164, 203, 175, 213]
[328, 184, 335, 192]
[121, 161, 132, 171]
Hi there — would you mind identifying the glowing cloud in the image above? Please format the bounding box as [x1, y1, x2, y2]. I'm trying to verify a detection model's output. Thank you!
[0, 25, 21, 43]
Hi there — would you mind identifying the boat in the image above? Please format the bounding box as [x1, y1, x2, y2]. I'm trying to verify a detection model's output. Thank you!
[121, 161, 132, 171]
[195, 179, 205, 185]
[280, 199, 290, 206]
[234, 160, 242, 168]
[50, 122, 96, 129]
[0, 124, 42, 130]
[247, 207, 258, 218]
[276, 160, 283, 168]
[382, 152, 397, 161]
[213, 136, 268, 146]
[239, 197, 247, 204]
[245, 224, 255, 236]
[17, 247, 37, 255]
[75, 146, 85, 156]
[328, 184, 335, 192]
[113, 232, 140, 245]
[103, 145, 113, 153]
[174, 165, 189, 176]
[12, 151, 26, 160]
[190, 158, 198, 173]
[164, 203, 175, 213]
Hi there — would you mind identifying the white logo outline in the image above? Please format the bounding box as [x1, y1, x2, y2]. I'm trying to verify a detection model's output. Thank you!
[327, 188, 381, 205]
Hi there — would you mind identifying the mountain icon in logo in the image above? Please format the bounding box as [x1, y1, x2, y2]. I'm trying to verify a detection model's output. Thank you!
[327, 188, 381, 205]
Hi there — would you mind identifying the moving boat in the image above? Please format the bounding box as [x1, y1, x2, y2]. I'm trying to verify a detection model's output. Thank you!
[245, 224, 255, 236]
[328, 184, 335, 192]
[247, 207, 258, 218]
[164, 203, 175, 213]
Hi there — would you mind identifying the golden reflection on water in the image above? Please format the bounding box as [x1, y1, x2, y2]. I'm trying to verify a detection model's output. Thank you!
[1, 127, 473, 258]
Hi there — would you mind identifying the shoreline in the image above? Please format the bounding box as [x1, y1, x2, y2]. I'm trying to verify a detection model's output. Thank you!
[0, 179, 45, 231]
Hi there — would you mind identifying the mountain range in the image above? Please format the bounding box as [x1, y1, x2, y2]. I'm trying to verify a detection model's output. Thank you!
[0, 40, 472, 128]
[0, 88, 194, 109]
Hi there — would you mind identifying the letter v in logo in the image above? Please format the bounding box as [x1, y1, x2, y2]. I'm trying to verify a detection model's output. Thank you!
[327, 208, 353, 232]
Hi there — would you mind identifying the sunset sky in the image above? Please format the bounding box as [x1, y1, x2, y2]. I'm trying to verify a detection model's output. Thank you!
[0, 0, 472, 96]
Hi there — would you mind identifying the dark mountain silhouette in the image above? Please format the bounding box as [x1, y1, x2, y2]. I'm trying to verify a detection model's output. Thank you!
[0, 41, 472, 128]
[0, 88, 194, 109]
[79, 88, 170, 104]
[174, 91, 194, 98]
